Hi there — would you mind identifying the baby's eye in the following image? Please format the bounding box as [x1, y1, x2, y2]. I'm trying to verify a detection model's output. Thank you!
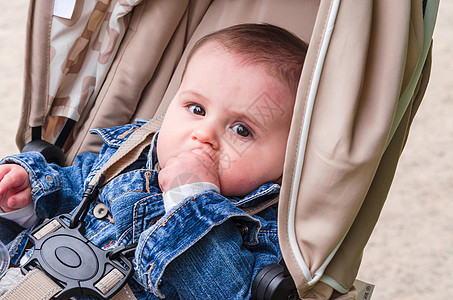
[232, 124, 252, 138]
[188, 104, 205, 116]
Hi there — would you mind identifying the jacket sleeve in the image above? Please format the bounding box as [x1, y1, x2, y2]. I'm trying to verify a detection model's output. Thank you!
[0, 151, 100, 260]
[0, 151, 99, 222]
[134, 191, 280, 299]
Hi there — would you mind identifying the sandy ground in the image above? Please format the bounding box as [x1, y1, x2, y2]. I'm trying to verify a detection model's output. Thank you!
[0, 2, 451, 299]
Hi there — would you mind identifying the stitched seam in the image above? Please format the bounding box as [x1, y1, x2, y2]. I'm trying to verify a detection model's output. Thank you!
[118, 227, 133, 245]
[86, 217, 114, 239]
[144, 171, 152, 193]
[32, 185, 59, 197]
[121, 286, 134, 299]
[242, 197, 279, 215]
[146, 263, 155, 293]
[117, 127, 138, 139]
[282, 0, 336, 282]
[108, 189, 147, 206]
[41, 287, 61, 300]
[9, 231, 27, 258]
[42, 0, 53, 126]
[236, 184, 279, 206]
[105, 168, 157, 182]
[259, 230, 278, 234]
[106, 170, 158, 206]
[94, 129, 122, 147]
[158, 193, 203, 227]
[133, 194, 162, 242]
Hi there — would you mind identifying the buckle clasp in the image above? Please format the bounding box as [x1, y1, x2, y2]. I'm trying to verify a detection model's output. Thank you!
[22, 214, 134, 299]
[22, 178, 135, 300]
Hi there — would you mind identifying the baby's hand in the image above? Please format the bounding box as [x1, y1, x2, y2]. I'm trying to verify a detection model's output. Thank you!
[158, 150, 220, 192]
[0, 164, 32, 212]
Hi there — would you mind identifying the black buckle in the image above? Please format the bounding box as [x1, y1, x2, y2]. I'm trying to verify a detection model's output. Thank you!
[22, 214, 134, 299]
[22, 176, 135, 299]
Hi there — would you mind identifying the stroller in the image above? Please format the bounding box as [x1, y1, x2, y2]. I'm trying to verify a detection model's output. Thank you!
[3, 0, 440, 299]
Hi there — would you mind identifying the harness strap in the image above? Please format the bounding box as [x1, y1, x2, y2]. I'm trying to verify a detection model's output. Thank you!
[0, 269, 61, 300]
[0, 269, 136, 300]
[112, 284, 137, 300]
[89, 115, 164, 187]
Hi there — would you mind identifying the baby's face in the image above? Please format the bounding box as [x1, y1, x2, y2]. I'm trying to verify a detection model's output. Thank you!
[157, 43, 294, 196]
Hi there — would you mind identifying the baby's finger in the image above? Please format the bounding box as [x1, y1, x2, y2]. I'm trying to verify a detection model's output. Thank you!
[0, 165, 12, 182]
[158, 168, 172, 192]
[7, 187, 33, 210]
[0, 174, 12, 195]
[0, 172, 16, 194]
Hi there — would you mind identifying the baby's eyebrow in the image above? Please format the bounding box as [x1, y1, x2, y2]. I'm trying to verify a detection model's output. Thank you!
[179, 90, 209, 103]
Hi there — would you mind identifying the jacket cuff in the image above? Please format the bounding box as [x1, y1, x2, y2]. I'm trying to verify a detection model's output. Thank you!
[1, 152, 61, 219]
[134, 192, 261, 297]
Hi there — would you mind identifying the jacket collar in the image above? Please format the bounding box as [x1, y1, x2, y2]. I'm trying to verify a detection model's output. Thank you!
[146, 131, 160, 171]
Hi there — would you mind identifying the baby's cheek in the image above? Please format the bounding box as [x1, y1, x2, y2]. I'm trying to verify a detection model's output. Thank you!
[219, 165, 258, 197]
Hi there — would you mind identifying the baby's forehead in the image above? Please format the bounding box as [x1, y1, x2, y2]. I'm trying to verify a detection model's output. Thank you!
[188, 42, 290, 88]
[187, 41, 238, 65]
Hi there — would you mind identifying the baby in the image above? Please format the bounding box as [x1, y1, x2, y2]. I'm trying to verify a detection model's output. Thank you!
[0, 23, 307, 299]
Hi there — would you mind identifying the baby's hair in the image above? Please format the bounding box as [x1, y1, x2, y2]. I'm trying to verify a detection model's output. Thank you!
[183, 23, 308, 97]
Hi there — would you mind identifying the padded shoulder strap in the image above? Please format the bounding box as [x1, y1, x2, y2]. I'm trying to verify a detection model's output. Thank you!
[89, 115, 164, 187]
[0, 269, 136, 300]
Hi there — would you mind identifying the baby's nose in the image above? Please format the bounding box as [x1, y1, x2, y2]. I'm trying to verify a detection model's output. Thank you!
[191, 126, 220, 150]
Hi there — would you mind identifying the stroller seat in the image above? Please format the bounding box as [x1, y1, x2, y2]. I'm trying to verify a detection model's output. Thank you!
[8, 0, 440, 298]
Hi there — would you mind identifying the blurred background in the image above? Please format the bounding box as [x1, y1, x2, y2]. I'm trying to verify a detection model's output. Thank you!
[0, 1, 451, 299]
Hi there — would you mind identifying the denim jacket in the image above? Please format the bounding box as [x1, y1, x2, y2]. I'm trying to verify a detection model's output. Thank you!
[0, 120, 281, 299]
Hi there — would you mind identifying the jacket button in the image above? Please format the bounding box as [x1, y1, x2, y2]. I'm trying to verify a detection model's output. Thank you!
[240, 225, 249, 237]
[235, 222, 249, 238]
[45, 175, 54, 183]
[93, 203, 109, 219]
